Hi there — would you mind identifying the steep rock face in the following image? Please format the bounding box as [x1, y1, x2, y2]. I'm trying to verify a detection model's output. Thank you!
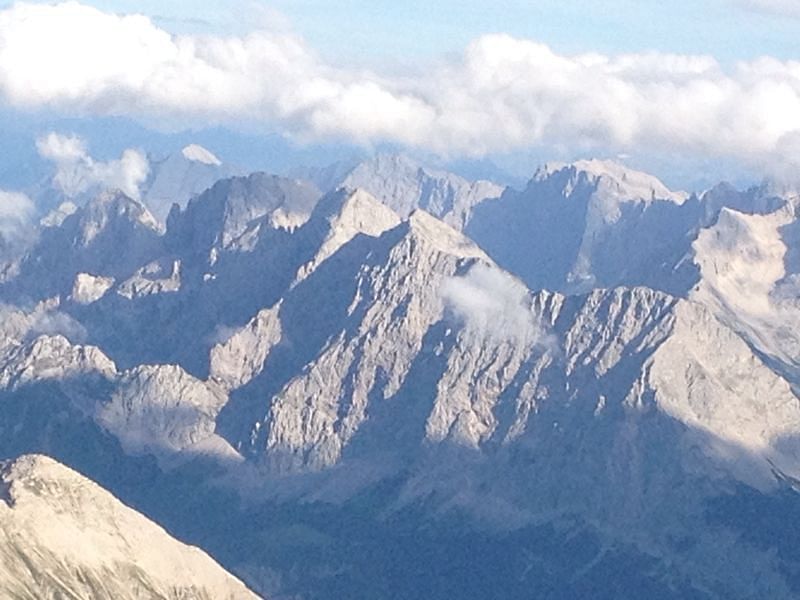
[99, 364, 234, 462]
[689, 201, 800, 386]
[0, 334, 115, 391]
[208, 188, 401, 392]
[117, 258, 182, 299]
[67, 190, 161, 245]
[466, 160, 699, 294]
[263, 212, 489, 469]
[289, 158, 359, 194]
[0, 331, 233, 466]
[73, 188, 397, 378]
[648, 299, 800, 481]
[215, 200, 800, 497]
[0, 454, 256, 599]
[210, 304, 283, 391]
[217, 210, 491, 468]
[214, 250, 800, 597]
[166, 172, 320, 260]
[2, 191, 164, 301]
[0, 300, 86, 353]
[700, 180, 787, 220]
[71, 272, 115, 304]
[292, 188, 402, 283]
[338, 154, 504, 229]
[389, 282, 800, 562]
[60, 175, 316, 373]
[465, 162, 795, 300]
[6, 156, 800, 599]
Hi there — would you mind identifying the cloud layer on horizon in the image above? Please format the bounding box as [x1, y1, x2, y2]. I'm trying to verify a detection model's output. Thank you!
[1, 2, 800, 176]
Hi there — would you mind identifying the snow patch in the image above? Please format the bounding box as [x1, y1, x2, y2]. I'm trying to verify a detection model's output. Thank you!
[181, 144, 222, 166]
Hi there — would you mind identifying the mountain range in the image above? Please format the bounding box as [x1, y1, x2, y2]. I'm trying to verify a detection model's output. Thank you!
[1, 146, 800, 598]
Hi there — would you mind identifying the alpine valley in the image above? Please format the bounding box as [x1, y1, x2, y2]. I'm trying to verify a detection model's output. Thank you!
[1, 145, 800, 599]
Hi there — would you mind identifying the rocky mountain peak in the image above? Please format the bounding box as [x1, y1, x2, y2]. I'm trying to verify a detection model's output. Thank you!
[338, 153, 504, 228]
[0, 454, 257, 599]
[533, 159, 687, 204]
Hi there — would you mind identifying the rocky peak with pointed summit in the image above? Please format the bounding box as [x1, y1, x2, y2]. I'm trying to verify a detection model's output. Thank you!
[337, 153, 504, 229]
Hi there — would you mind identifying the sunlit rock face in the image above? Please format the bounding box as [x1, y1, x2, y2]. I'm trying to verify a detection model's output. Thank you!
[0, 454, 256, 599]
[2, 157, 800, 599]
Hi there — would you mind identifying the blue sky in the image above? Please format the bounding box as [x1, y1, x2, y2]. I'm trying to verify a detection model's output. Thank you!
[277, 0, 799, 65]
[23, 0, 798, 65]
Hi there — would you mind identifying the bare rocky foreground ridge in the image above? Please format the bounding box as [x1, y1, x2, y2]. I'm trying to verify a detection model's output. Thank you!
[1, 152, 800, 598]
[0, 454, 256, 599]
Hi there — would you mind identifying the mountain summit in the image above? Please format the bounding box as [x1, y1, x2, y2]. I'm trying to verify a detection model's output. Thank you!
[334, 153, 504, 229]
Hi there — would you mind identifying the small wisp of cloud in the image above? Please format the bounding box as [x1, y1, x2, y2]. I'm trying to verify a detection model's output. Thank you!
[441, 263, 554, 349]
[36, 132, 149, 200]
[0, 189, 36, 257]
[0, 189, 35, 234]
[0, 301, 87, 345]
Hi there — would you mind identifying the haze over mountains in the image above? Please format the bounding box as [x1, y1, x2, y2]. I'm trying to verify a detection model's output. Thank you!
[2, 139, 800, 598]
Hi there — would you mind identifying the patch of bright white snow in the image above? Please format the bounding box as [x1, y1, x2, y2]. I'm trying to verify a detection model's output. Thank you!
[181, 144, 222, 166]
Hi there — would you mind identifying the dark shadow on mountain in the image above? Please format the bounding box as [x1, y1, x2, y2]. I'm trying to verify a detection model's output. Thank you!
[0, 379, 256, 589]
[466, 171, 593, 292]
[775, 215, 800, 306]
[465, 177, 791, 298]
[5, 368, 800, 599]
[216, 223, 408, 453]
[0, 193, 164, 302]
[218, 491, 709, 600]
[706, 482, 800, 591]
[69, 188, 376, 379]
[343, 319, 456, 461]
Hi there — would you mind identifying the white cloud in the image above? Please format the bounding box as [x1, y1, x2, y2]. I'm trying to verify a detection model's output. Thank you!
[36, 132, 149, 199]
[0, 301, 87, 344]
[1, 3, 800, 175]
[0, 190, 34, 226]
[441, 263, 552, 348]
[0, 189, 35, 249]
[737, 0, 800, 17]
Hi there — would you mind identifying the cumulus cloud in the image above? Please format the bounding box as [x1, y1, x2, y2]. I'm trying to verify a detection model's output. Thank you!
[1, 3, 800, 174]
[441, 263, 552, 348]
[36, 132, 149, 199]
